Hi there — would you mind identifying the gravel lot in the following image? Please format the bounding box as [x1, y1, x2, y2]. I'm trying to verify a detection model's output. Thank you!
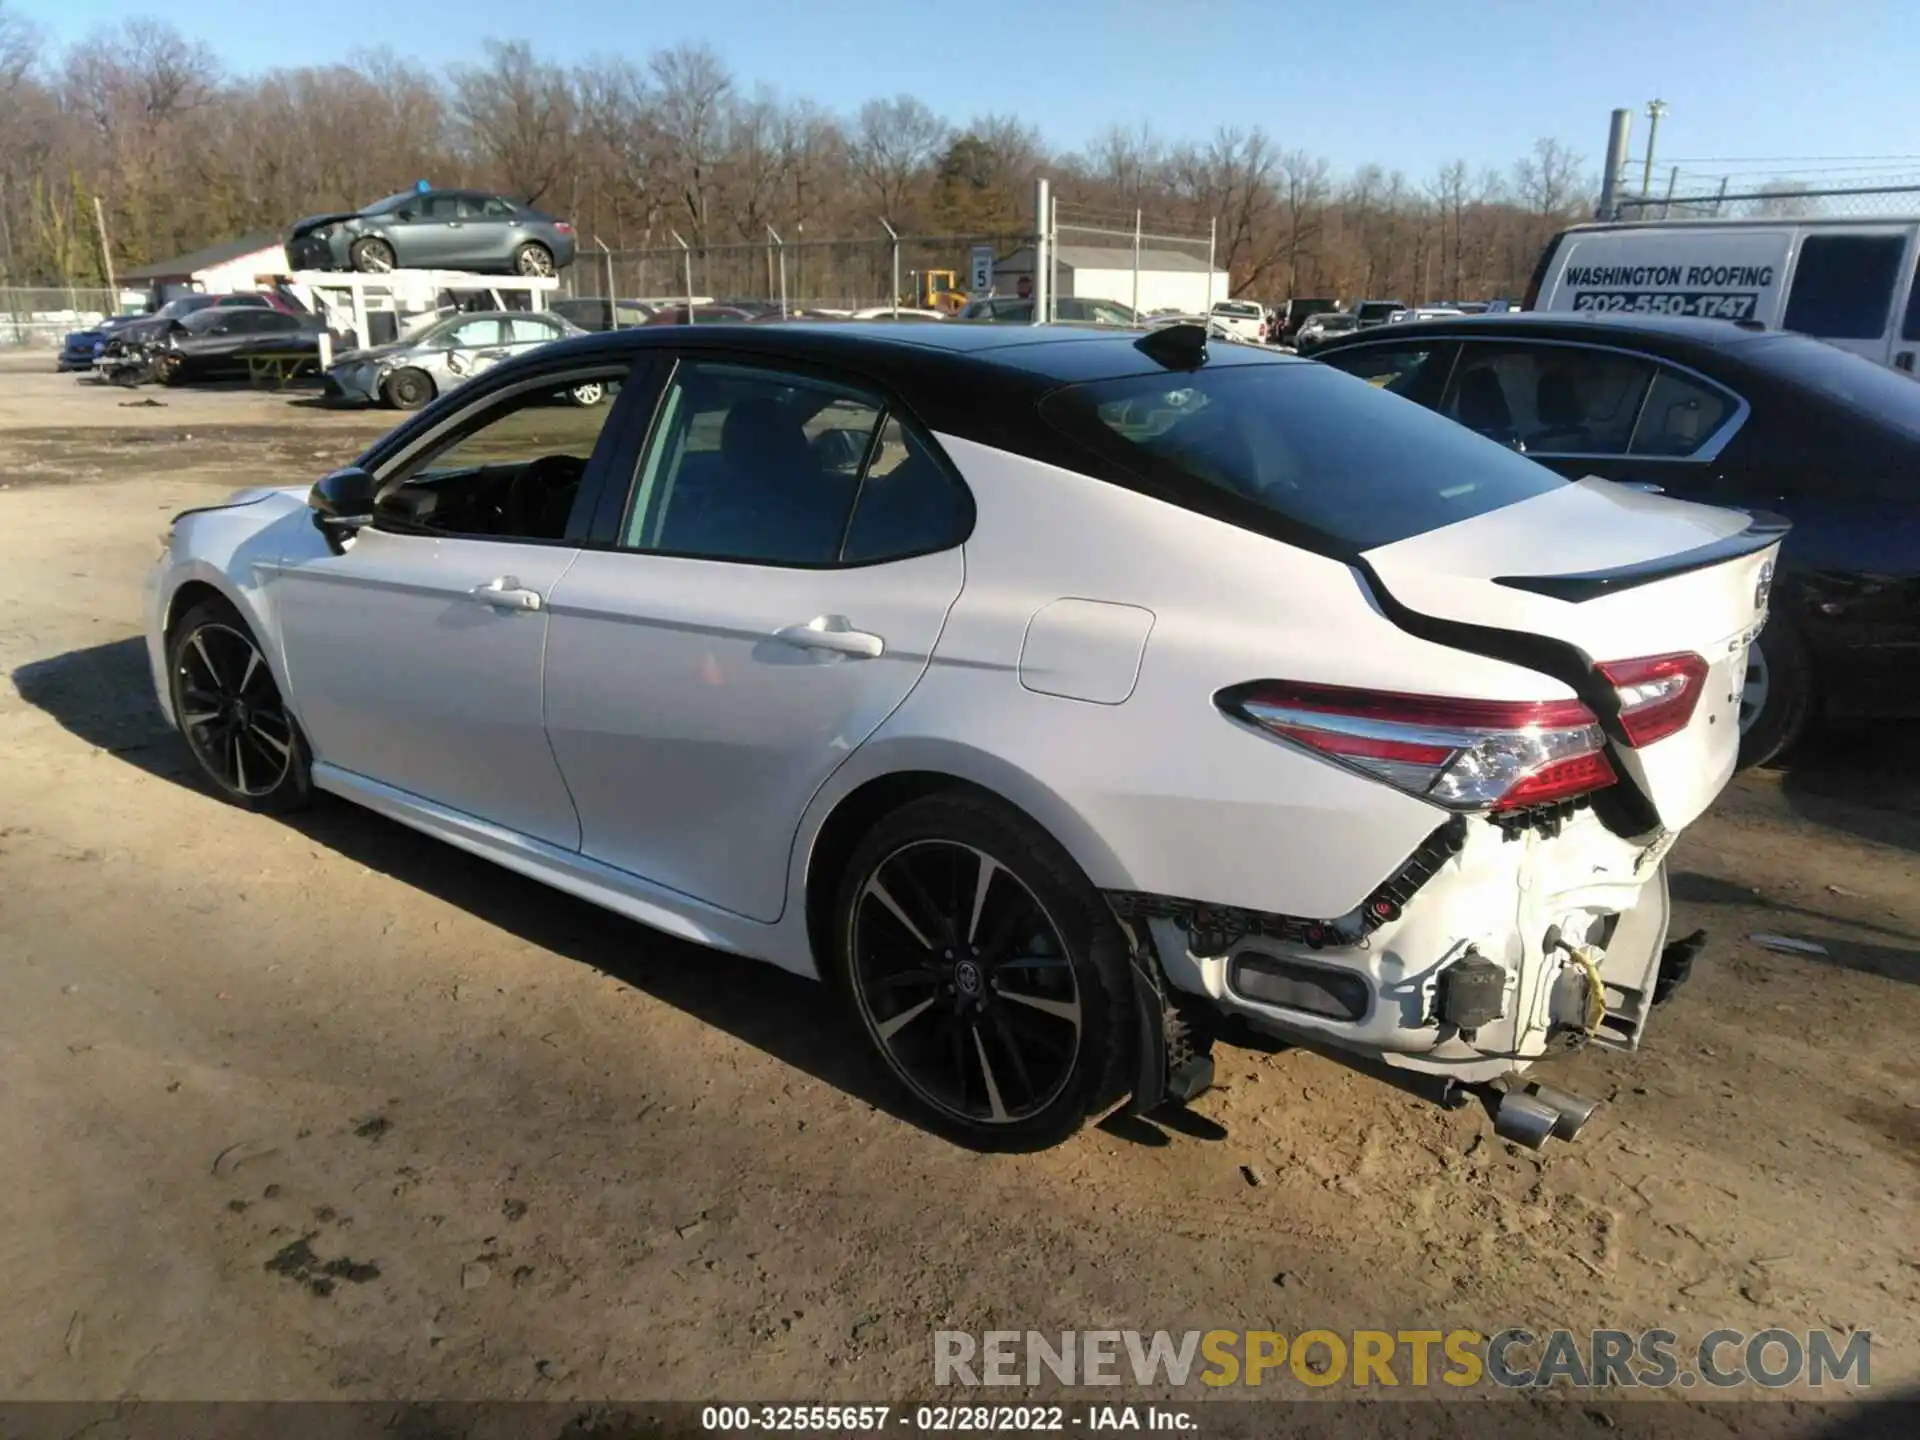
[1, 363, 1914, 1433]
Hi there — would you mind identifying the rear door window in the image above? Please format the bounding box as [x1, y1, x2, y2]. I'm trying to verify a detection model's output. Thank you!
[1903, 248, 1920, 342]
[1783, 234, 1905, 340]
[1040, 361, 1567, 553]
[1438, 343, 1654, 455]
[1317, 343, 1450, 403]
[1628, 368, 1740, 457]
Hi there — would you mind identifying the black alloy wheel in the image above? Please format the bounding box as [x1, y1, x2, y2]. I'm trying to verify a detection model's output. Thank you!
[834, 793, 1133, 1149]
[167, 601, 311, 812]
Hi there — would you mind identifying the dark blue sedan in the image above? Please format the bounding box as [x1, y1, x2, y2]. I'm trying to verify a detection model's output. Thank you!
[57, 311, 152, 371]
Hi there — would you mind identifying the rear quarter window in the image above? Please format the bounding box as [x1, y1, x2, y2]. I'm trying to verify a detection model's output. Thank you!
[1040, 361, 1568, 553]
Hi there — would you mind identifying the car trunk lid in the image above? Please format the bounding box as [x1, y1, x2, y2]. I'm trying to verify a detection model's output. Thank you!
[1361, 478, 1784, 832]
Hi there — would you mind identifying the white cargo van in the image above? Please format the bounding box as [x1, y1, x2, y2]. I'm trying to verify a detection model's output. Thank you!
[1527, 216, 1920, 372]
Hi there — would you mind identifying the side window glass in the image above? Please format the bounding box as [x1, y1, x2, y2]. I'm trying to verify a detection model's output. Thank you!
[1783, 234, 1905, 340]
[1441, 345, 1653, 455]
[621, 361, 880, 565]
[423, 194, 461, 221]
[1321, 346, 1441, 400]
[1903, 251, 1920, 343]
[1629, 369, 1740, 458]
[842, 417, 971, 563]
[509, 316, 558, 344]
[381, 370, 627, 541]
[449, 319, 505, 348]
[483, 197, 515, 218]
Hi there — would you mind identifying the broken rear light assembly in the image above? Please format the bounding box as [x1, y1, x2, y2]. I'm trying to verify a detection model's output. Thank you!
[1219, 681, 1617, 812]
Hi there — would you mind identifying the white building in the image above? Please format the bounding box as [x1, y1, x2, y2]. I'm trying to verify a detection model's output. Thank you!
[120, 233, 291, 302]
[991, 244, 1228, 316]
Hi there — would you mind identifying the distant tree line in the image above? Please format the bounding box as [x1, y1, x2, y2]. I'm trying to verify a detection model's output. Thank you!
[0, 5, 1595, 301]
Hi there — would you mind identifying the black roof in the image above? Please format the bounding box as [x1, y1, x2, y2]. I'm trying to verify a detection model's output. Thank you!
[1309, 310, 1785, 361]
[540, 318, 1297, 388]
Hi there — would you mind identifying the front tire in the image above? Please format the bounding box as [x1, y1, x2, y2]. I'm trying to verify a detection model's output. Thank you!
[350, 236, 396, 274]
[831, 792, 1134, 1150]
[153, 352, 185, 386]
[567, 380, 605, 407]
[167, 599, 312, 813]
[1738, 615, 1814, 769]
[381, 367, 434, 410]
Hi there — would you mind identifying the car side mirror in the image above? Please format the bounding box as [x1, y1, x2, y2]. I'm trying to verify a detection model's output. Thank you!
[309, 465, 376, 548]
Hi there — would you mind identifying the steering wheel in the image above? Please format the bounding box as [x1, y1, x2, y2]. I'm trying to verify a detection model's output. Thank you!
[504, 454, 586, 536]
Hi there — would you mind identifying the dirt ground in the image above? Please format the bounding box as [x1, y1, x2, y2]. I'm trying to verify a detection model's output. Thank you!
[0, 362, 1914, 1433]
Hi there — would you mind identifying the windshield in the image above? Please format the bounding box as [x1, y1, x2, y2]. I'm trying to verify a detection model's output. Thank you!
[1213, 302, 1263, 317]
[1312, 315, 1355, 330]
[1356, 302, 1405, 322]
[363, 191, 419, 215]
[1040, 361, 1567, 551]
[1746, 334, 1920, 441]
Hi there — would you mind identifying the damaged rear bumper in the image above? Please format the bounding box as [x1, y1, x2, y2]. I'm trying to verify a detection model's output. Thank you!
[1111, 806, 1688, 1092]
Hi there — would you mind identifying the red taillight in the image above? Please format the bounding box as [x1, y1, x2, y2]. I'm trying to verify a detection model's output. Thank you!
[554, 221, 574, 235]
[1596, 652, 1709, 748]
[1224, 681, 1615, 812]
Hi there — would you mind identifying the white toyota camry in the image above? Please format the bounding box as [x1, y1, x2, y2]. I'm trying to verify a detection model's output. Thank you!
[144, 321, 1782, 1150]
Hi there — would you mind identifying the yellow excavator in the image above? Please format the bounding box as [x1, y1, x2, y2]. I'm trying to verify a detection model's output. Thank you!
[902, 269, 968, 314]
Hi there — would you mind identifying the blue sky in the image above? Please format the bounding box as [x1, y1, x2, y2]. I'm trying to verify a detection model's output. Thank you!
[20, 0, 1919, 182]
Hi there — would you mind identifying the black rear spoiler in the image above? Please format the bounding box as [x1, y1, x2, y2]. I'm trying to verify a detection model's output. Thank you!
[1492, 512, 1790, 603]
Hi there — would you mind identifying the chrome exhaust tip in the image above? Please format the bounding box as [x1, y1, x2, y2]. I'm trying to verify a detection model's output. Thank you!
[1528, 1083, 1602, 1142]
[1493, 1088, 1560, 1150]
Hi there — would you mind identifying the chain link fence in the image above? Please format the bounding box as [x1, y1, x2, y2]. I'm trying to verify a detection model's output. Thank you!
[1612, 182, 1920, 222]
[1047, 202, 1219, 320]
[1, 287, 118, 349]
[567, 228, 1038, 317]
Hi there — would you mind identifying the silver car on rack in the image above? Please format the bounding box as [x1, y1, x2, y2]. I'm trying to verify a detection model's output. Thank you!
[325, 309, 597, 410]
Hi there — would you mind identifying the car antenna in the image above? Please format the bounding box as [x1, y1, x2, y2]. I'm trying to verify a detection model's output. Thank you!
[1134, 322, 1209, 370]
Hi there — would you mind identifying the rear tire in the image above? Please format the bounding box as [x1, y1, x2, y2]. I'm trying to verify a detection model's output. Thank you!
[567, 380, 606, 407]
[380, 368, 433, 410]
[1738, 615, 1813, 769]
[830, 791, 1134, 1151]
[166, 598, 312, 814]
[514, 242, 556, 278]
[350, 236, 396, 274]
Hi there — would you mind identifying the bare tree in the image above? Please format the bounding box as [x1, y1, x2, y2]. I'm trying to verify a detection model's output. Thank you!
[449, 40, 574, 206]
[1512, 137, 1585, 218]
[650, 42, 732, 240]
[849, 95, 946, 224]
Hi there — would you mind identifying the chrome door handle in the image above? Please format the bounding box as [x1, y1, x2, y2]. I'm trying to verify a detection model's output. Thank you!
[774, 615, 884, 658]
[470, 576, 543, 611]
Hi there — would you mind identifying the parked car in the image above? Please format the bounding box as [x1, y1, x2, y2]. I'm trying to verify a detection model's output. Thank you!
[1353, 299, 1408, 329]
[551, 297, 658, 331]
[961, 296, 1139, 325]
[1292, 311, 1358, 353]
[642, 303, 762, 326]
[104, 292, 302, 354]
[285, 189, 576, 277]
[1208, 299, 1269, 343]
[57, 310, 150, 372]
[1311, 311, 1918, 765]
[148, 307, 331, 385]
[1275, 297, 1342, 344]
[147, 320, 1773, 1150]
[1527, 215, 1920, 372]
[848, 306, 948, 321]
[325, 308, 591, 410]
[1385, 307, 1468, 325]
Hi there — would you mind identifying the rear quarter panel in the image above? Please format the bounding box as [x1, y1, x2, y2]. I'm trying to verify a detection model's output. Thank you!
[826, 437, 1590, 920]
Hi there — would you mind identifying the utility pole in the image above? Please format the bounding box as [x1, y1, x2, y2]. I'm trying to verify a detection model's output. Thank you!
[1640, 98, 1668, 200]
[93, 196, 117, 300]
[1598, 108, 1632, 219]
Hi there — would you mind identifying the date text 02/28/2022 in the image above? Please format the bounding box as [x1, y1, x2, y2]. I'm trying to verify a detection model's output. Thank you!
[701, 1405, 1194, 1431]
